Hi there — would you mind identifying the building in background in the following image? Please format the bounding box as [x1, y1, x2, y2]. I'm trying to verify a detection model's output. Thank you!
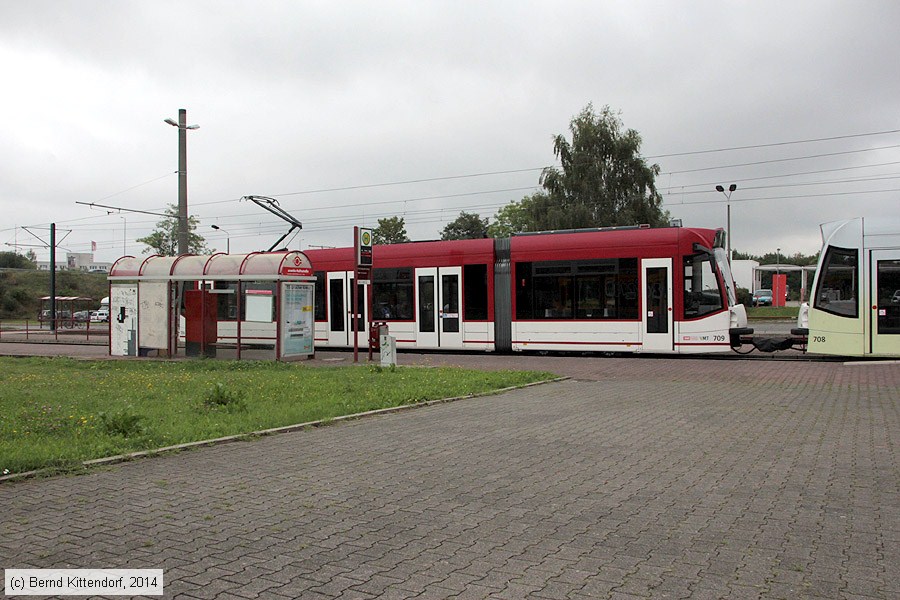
[37, 252, 112, 273]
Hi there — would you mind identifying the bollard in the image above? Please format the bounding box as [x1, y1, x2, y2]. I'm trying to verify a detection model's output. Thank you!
[380, 333, 397, 367]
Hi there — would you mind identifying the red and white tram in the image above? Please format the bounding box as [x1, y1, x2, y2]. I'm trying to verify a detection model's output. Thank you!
[304, 225, 748, 354]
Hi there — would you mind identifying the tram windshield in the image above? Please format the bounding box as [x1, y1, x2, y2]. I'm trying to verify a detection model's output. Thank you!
[813, 246, 858, 318]
[683, 252, 725, 318]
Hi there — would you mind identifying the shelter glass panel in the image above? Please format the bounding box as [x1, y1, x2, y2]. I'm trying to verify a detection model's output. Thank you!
[242, 281, 275, 322]
[213, 281, 238, 321]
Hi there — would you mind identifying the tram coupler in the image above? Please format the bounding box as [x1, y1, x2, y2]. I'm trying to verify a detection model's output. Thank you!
[729, 327, 754, 349]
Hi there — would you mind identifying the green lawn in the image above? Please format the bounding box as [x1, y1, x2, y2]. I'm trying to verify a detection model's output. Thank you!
[746, 306, 799, 319]
[0, 358, 555, 476]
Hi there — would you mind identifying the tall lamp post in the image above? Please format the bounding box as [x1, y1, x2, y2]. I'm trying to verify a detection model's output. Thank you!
[211, 224, 230, 254]
[164, 109, 199, 255]
[715, 184, 737, 262]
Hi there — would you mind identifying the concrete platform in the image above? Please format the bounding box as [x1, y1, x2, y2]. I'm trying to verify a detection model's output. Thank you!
[0, 347, 898, 599]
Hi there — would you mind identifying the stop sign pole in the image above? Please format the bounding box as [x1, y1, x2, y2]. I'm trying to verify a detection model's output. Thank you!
[353, 226, 373, 362]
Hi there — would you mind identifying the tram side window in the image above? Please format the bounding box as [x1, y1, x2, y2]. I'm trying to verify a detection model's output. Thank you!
[372, 267, 414, 320]
[329, 279, 344, 331]
[464, 264, 488, 320]
[683, 254, 724, 319]
[314, 272, 326, 321]
[515, 259, 638, 320]
[814, 247, 858, 318]
[877, 260, 900, 334]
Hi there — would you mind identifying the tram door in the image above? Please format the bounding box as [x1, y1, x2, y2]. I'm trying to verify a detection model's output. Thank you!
[641, 258, 673, 352]
[415, 267, 463, 349]
[870, 250, 900, 356]
[326, 272, 368, 347]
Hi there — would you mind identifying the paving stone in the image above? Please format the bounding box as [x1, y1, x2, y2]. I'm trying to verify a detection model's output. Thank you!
[0, 353, 897, 600]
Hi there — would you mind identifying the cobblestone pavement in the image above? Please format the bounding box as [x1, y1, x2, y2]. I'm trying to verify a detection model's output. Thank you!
[1, 353, 898, 599]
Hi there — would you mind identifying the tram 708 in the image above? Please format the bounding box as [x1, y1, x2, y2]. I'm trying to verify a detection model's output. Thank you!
[305, 225, 748, 354]
[797, 218, 900, 357]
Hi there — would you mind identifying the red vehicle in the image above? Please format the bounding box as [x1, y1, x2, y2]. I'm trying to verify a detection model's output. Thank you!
[305, 225, 748, 354]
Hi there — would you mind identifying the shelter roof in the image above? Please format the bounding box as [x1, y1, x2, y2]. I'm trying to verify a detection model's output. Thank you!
[109, 251, 314, 280]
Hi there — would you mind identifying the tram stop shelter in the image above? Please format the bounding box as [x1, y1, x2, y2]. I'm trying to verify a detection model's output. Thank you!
[107, 251, 316, 361]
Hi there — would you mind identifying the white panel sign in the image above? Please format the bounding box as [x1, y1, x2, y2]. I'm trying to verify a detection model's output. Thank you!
[280, 282, 314, 358]
[110, 284, 138, 356]
[138, 282, 169, 350]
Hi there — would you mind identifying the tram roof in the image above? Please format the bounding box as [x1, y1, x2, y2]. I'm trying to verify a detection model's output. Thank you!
[303, 228, 721, 270]
[509, 226, 720, 259]
[108, 251, 315, 281]
[305, 238, 495, 270]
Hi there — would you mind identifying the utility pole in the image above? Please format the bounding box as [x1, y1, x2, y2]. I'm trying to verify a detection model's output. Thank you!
[50, 223, 56, 331]
[165, 109, 199, 255]
[177, 109, 187, 255]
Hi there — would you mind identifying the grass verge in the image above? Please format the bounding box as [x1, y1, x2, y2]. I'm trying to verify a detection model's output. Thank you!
[0, 357, 556, 476]
[746, 306, 799, 319]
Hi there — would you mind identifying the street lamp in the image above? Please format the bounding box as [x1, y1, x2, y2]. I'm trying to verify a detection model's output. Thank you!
[715, 184, 737, 262]
[164, 109, 199, 255]
[776, 248, 781, 274]
[211, 224, 230, 254]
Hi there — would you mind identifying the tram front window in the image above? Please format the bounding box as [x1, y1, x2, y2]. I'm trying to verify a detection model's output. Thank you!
[683, 253, 724, 319]
[814, 247, 858, 318]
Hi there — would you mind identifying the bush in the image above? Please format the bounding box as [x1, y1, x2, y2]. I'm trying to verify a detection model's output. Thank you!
[736, 287, 752, 307]
[99, 407, 145, 438]
[203, 383, 247, 413]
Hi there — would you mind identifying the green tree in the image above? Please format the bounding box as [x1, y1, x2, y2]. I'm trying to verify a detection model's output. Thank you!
[0, 251, 36, 269]
[491, 104, 668, 234]
[487, 193, 554, 237]
[441, 212, 489, 240]
[373, 216, 410, 244]
[136, 204, 209, 256]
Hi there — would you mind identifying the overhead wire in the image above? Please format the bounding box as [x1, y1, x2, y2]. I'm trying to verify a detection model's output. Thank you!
[11, 126, 900, 249]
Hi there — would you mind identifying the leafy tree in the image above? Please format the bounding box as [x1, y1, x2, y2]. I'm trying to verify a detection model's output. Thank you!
[487, 193, 554, 237]
[491, 104, 668, 234]
[441, 212, 489, 240]
[136, 204, 209, 256]
[0, 251, 36, 269]
[373, 216, 410, 244]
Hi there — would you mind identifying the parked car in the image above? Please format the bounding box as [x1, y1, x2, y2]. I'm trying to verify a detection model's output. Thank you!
[752, 289, 773, 307]
[73, 310, 91, 322]
[91, 309, 109, 323]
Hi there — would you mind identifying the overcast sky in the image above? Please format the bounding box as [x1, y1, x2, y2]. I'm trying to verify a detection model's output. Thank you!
[2, 0, 898, 263]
